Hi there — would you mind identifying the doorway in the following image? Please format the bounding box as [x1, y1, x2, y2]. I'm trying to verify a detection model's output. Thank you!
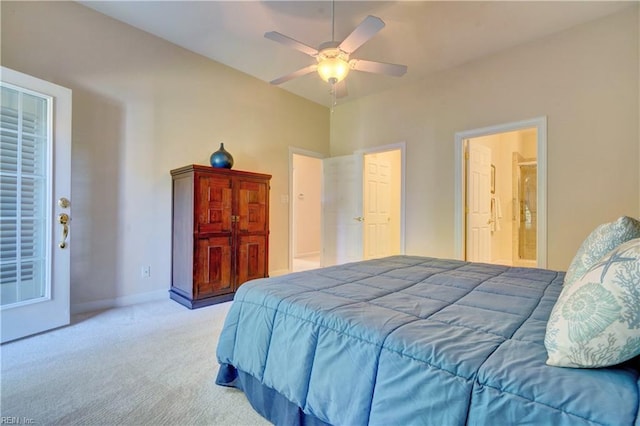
[1, 67, 72, 343]
[454, 117, 547, 268]
[321, 145, 404, 266]
[291, 151, 323, 272]
[290, 144, 405, 271]
[465, 130, 537, 266]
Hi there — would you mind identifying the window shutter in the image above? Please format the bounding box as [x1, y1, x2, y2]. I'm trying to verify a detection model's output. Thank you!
[1, 86, 48, 304]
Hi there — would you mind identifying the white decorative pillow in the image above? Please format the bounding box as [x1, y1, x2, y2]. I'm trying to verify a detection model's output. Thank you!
[545, 238, 640, 368]
[564, 216, 640, 288]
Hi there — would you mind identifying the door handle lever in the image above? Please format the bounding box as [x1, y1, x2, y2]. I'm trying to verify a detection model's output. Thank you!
[58, 213, 70, 249]
[354, 216, 365, 222]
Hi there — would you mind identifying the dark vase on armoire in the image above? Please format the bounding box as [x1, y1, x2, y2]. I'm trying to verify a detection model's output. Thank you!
[209, 143, 234, 169]
[169, 164, 271, 309]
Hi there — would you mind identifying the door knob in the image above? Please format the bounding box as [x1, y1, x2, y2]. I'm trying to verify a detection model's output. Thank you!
[354, 216, 365, 222]
[58, 197, 70, 208]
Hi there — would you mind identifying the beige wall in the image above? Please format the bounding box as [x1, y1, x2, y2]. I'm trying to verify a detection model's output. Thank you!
[331, 7, 639, 271]
[1, 1, 329, 311]
[2, 2, 638, 311]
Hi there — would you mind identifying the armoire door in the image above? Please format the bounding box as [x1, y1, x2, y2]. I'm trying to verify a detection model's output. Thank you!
[195, 236, 233, 297]
[237, 179, 268, 233]
[196, 174, 232, 234]
[236, 235, 266, 287]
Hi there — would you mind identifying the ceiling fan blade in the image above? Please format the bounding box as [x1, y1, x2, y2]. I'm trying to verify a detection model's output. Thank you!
[270, 64, 318, 85]
[351, 59, 407, 77]
[264, 31, 318, 57]
[338, 15, 385, 54]
[334, 80, 348, 99]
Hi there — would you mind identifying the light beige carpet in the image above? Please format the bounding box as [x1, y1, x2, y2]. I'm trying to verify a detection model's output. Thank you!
[0, 299, 271, 425]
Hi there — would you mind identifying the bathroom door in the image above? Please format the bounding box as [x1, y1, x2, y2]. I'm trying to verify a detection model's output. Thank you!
[466, 143, 492, 263]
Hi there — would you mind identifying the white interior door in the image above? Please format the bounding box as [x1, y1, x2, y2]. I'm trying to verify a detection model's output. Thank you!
[1, 67, 72, 343]
[322, 154, 363, 266]
[363, 153, 391, 260]
[466, 142, 492, 263]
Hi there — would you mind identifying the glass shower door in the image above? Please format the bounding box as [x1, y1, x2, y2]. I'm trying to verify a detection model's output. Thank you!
[518, 164, 537, 263]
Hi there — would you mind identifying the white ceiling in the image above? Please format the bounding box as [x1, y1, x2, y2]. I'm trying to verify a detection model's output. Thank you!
[80, 1, 632, 107]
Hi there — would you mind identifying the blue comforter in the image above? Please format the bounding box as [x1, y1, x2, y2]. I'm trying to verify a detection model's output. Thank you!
[216, 256, 640, 425]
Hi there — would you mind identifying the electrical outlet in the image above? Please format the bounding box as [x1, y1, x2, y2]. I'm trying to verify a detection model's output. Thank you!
[141, 266, 151, 278]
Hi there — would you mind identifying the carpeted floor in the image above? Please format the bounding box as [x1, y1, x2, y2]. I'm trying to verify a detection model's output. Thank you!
[0, 299, 271, 425]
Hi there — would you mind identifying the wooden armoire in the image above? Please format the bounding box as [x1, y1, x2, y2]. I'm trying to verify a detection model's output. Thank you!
[170, 164, 271, 308]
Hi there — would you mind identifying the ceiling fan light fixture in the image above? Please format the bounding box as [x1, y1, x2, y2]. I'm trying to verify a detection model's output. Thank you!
[317, 57, 350, 84]
[265, 9, 407, 97]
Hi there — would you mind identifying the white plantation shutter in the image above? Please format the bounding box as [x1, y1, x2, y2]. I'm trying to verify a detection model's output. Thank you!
[1, 85, 49, 305]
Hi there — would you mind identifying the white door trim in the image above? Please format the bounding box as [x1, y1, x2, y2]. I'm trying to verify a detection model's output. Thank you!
[454, 117, 547, 267]
[355, 141, 407, 255]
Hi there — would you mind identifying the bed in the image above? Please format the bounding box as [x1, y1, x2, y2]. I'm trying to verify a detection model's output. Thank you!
[216, 255, 640, 425]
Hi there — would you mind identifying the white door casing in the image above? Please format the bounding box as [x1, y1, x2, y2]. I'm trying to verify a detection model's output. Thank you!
[1, 67, 72, 343]
[322, 154, 363, 266]
[466, 143, 492, 263]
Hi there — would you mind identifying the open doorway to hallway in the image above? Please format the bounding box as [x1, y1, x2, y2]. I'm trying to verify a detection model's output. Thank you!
[291, 153, 322, 272]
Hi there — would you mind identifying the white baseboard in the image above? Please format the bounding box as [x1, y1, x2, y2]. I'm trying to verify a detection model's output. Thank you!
[293, 251, 320, 259]
[71, 271, 303, 314]
[269, 269, 290, 277]
[71, 289, 167, 315]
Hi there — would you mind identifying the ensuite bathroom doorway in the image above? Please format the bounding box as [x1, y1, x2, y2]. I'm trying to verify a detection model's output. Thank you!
[465, 129, 537, 267]
[455, 117, 547, 268]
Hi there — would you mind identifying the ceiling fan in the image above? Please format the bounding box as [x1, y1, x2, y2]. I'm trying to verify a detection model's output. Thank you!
[264, 1, 407, 99]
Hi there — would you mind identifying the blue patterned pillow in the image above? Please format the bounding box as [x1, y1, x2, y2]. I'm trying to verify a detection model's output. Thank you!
[564, 216, 640, 288]
[545, 238, 640, 368]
